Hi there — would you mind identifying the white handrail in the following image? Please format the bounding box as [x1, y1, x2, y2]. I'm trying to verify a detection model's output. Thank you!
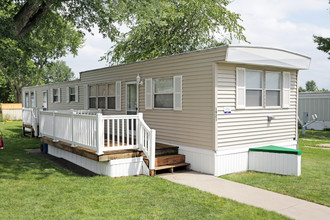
[38, 111, 156, 170]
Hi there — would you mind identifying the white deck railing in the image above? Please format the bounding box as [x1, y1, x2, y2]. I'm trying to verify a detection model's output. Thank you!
[39, 111, 156, 170]
[22, 108, 39, 136]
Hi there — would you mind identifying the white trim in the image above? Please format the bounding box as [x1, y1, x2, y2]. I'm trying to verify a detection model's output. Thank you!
[84, 84, 88, 110]
[75, 85, 79, 102]
[115, 81, 121, 111]
[236, 67, 246, 109]
[57, 88, 61, 103]
[173, 75, 182, 111]
[66, 87, 70, 103]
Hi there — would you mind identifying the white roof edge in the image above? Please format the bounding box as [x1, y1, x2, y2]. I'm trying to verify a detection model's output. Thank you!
[225, 45, 311, 70]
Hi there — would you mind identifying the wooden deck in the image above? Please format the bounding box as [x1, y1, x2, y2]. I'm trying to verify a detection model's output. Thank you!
[40, 137, 179, 162]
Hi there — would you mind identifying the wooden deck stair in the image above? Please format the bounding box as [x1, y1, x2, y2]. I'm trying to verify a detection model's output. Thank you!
[145, 143, 190, 176]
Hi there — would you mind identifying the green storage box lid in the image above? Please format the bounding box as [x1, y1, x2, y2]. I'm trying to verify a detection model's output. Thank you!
[249, 145, 302, 155]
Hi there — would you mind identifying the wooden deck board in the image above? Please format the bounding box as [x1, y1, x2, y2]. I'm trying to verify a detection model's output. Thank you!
[41, 137, 141, 162]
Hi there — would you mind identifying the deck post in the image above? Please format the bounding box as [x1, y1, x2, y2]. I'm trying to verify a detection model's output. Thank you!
[137, 113, 143, 149]
[71, 112, 76, 147]
[52, 111, 58, 142]
[96, 113, 104, 155]
[149, 129, 156, 170]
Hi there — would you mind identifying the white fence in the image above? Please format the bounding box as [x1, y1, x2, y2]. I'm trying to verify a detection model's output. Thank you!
[39, 111, 156, 170]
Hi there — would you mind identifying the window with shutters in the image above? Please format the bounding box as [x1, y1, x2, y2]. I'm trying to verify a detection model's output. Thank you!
[53, 89, 59, 102]
[154, 78, 173, 108]
[69, 87, 76, 102]
[89, 84, 117, 109]
[107, 83, 116, 109]
[237, 68, 287, 108]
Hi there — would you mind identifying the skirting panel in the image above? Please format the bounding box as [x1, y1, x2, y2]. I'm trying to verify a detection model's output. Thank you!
[215, 149, 249, 176]
[249, 151, 301, 176]
[48, 145, 146, 177]
[178, 145, 215, 175]
[307, 121, 330, 131]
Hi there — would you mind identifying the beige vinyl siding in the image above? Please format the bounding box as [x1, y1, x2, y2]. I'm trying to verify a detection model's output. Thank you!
[216, 63, 298, 149]
[79, 47, 227, 150]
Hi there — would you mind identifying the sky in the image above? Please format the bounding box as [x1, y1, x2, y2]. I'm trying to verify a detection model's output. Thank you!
[62, 0, 330, 90]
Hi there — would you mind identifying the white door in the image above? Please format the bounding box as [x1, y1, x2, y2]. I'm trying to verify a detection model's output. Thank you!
[126, 83, 137, 115]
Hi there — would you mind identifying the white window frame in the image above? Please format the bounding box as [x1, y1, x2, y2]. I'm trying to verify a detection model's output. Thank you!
[245, 69, 263, 108]
[53, 89, 59, 103]
[30, 91, 35, 108]
[265, 71, 281, 108]
[25, 92, 29, 108]
[69, 87, 76, 102]
[107, 83, 116, 110]
[97, 84, 106, 109]
[153, 77, 174, 109]
[89, 85, 97, 109]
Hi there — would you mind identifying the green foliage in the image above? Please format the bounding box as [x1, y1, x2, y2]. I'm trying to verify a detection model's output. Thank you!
[305, 80, 318, 91]
[0, 2, 84, 102]
[106, 0, 247, 64]
[223, 130, 330, 206]
[314, 35, 330, 59]
[298, 86, 306, 92]
[0, 122, 287, 219]
[41, 61, 75, 84]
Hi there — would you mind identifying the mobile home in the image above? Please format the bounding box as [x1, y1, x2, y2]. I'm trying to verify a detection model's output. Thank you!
[299, 92, 330, 130]
[22, 45, 310, 177]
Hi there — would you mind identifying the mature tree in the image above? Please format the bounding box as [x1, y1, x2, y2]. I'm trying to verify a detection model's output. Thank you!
[298, 86, 306, 92]
[313, 35, 330, 59]
[107, 0, 247, 64]
[305, 80, 318, 92]
[0, 2, 84, 102]
[0, 75, 14, 103]
[41, 61, 75, 84]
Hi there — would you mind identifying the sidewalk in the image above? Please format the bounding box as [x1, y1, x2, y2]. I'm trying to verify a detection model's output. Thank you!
[158, 171, 330, 220]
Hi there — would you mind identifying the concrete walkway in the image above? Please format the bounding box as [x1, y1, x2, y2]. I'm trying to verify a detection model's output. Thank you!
[158, 171, 330, 220]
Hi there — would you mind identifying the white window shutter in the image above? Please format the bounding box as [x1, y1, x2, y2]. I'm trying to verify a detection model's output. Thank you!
[115, 81, 121, 111]
[66, 87, 70, 103]
[58, 88, 61, 103]
[173, 75, 182, 111]
[50, 88, 54, 103]
[84, 84, 88, 109]
[282, 72, 291, 108]
[34, 90, 37, 107]
[75, 86, 79, 102]
[22, 92, 25, 107]
[236, 67, 246, 109]
[145, 78, 152, 110]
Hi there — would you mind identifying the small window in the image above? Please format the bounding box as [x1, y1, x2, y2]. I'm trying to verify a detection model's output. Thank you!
[154, 78, 173, 108]
[31, 92, 35, 107]
[53, 89, 58, 102]
[98, 84, 106, 109]
[246, 70, 262, 107]
[266, 71, 281, 106]
[107, 83, 116, 109]
[89, 85, 96, 108]
[69, 87, 76, 102]
[25, 92, 29, 108]
[42, 91, 48, 109]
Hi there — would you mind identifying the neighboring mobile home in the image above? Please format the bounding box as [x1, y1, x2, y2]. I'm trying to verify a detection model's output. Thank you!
[22, 45, 310, 176]
[299, 91, 330, 130]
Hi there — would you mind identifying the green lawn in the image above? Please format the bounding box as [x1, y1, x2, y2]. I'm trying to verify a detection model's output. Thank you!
[223, 129, 330, 207]
[0, 122, 287, 219]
